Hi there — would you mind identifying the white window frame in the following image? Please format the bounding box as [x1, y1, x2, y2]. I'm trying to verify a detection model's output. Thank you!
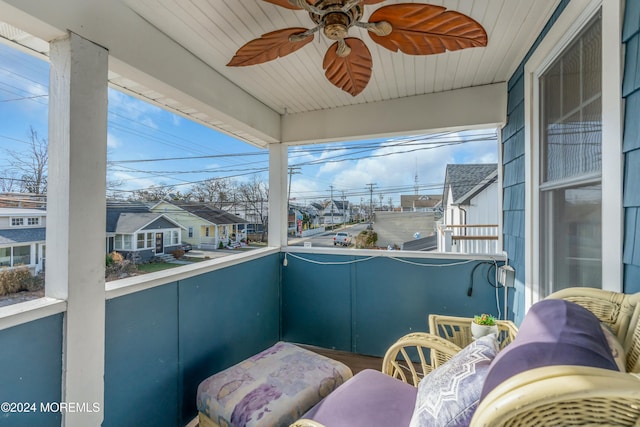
[524, 0, 623, 308]
[10, 217, 24, 227]
[27, 217, 40, 226]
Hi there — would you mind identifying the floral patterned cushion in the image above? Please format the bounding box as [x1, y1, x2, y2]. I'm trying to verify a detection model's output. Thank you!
[196, 342, 353, 427]
[409, 334, 499, 427]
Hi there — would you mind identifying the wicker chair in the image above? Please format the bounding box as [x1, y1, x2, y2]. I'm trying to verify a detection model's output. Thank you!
[545, 287, 640, 373]
[428, 314, 519, 350]
[294, 288, 640, 427]
[471, 287, 640, 426]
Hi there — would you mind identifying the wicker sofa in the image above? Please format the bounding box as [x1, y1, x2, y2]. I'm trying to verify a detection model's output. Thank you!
[291, 287, 640, 427]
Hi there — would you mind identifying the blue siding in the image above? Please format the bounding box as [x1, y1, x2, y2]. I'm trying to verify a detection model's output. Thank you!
[104, 253, 281, 427]
[282, 253, 507, 357]
[0, 314, 63, 427]
[501, 0, 569, 323]
[624, 0, 640, 293]
[104, 284, 180, 427]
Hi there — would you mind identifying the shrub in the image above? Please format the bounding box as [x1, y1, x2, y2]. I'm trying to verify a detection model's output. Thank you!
[105, 252, 137, 281]
[218, 241, 224, 249]
[355, 230, 378, 249]
[110, 251, 124, 263]
[171, 249, 185, 259]
[0, 267, 42, 296]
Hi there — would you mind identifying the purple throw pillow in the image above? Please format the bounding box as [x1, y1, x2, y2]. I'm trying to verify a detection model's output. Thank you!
[480, 299, 618, 401]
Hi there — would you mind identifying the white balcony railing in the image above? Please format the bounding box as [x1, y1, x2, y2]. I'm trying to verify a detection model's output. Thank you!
[438, 224, 499, 254]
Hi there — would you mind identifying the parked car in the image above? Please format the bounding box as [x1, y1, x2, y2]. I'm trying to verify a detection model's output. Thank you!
[180, 242, 192, 252]
[333, 232, 352, 246]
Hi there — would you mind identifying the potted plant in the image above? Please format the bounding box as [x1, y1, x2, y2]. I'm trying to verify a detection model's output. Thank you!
[471, 313, 499, 339]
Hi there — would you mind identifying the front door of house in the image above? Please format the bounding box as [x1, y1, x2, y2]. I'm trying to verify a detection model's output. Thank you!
[155, 232, 164, 254]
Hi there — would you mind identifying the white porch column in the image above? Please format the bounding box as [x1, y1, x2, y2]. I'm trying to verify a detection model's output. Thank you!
[268, 143, 287, 247]
[47, 32, 107, 427]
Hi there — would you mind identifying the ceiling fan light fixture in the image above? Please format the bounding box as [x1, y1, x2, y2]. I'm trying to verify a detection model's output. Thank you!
[323, 12, 350, 40]
[230, 1, 488, 96]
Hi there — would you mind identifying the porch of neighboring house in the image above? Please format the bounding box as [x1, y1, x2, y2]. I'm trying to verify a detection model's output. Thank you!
[0, 1, 637, 427]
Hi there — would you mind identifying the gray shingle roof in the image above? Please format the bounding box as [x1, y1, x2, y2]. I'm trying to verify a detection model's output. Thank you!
[443, 164, 497, 204]
[170, 202, 248, 225]
[106, 201, 151, 232]
[0, 227, 46, 245]
[114, 213, 180, 233]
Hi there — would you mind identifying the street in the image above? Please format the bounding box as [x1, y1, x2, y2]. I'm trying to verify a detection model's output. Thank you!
[288, 223, 369, 248]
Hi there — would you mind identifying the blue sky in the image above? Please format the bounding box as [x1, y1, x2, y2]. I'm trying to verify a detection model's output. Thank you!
[0, 41, 498, 206]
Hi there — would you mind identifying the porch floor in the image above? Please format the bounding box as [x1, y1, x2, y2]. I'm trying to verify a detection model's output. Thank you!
[299, 344, 383, 375]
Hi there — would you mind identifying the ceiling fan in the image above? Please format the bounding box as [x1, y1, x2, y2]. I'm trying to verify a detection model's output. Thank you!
[228, 0, 487, 96]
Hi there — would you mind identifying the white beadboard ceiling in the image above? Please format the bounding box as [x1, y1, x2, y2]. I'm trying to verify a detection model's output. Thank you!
[0, 0, 561, 147]
[123, 0, 557, 114]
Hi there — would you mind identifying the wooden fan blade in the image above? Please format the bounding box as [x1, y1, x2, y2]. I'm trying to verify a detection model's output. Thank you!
[262, 0, 314, 10]
[323, 38, 372, 96]
[228, 28, 313, 66]
[368, 3, 487, 55]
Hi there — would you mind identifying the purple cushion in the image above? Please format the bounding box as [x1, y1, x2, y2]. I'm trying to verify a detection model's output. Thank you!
[302, 369, 417, 427]
[480, 299, 619, 400]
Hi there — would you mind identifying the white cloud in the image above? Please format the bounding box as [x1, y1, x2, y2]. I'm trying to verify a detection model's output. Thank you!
[289, 130, 498, 204]
[107, 132, 123, 149]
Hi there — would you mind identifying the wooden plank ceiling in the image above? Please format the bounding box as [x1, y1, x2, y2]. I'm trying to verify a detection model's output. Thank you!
[122, 0, 560, 115]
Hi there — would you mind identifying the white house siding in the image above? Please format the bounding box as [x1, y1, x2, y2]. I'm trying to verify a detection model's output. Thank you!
[467, 183, 499, 224]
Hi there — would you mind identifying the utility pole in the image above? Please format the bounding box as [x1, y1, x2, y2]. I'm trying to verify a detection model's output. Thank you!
[366, 183, 376, 229]
[288, 166, 301, 235]
[341, 191, 346, 229]
[329, 185, 334, 228]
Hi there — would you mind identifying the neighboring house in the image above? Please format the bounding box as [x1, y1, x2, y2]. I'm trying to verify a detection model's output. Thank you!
[322, 200, 350, 225]
[106, 201, 184, 262]
[0, 208, 46, 274]
[400, 194, 442, 213]
[439, 164, 499, 254]
[288, 203, 322, 236]
[442, 164, 499, 227]
[151, 201, 247, 249]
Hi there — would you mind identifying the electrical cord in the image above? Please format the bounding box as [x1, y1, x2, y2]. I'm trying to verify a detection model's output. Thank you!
[466, 261, 503, 297]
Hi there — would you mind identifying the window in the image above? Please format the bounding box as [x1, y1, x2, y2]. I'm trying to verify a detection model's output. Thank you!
[12, 246, 31, 265]
[114, 235, 132, 250]
[137, 233, 145, 249]
[27, 217, 40, 226]
[538, 14, 602, 296]
[188, 227, 193, 238]
[146, 232, 153, 248]
[11, 218, 24, 226]
[525, 0, 621, 305]
[0, 247, 10, 267]
[172, 231, 179, 245]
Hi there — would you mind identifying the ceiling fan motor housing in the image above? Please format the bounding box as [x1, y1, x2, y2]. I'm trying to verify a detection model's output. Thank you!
[310, 0, 364, 40]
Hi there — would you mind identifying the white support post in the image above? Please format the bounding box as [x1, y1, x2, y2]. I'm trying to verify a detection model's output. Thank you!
[47, 32, 108, 427]
[268, 143, 288, 247]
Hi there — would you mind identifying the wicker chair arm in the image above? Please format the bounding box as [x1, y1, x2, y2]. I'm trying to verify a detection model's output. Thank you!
[428, 314, 518, 350]
[289, 420, 326, 427]
[381, 332, 463, 386]
[546, 287, 634, 337]
[471, 365, 640, 426]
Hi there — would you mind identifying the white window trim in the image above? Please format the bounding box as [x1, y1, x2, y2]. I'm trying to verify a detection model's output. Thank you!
[10, 217, 24, 227]
[524, 0, 623, 309]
